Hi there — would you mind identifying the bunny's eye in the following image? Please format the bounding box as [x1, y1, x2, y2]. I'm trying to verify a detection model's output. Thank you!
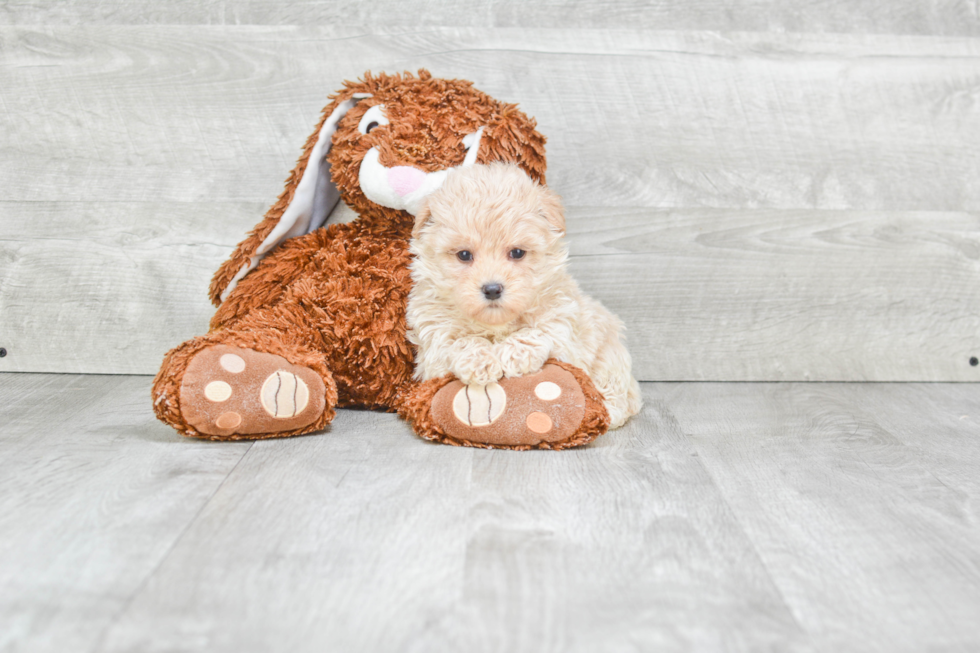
[358, 105, 389, 135]
[456, 250, 473, 262]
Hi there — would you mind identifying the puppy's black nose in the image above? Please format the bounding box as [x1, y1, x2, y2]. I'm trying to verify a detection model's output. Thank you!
[482, 283, 504, 300]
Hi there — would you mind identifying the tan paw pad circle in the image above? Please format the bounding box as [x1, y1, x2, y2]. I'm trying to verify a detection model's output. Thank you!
[215, 412, 242, 429]
[220, 353, 246, 373]
[452, 383, 507, 427]
[180, 345, 327, 437]
[261, 370, 310, 418]
[534, 381, 562, 401]
[526, 411, 553, 434]
[204, 381, 232, 402]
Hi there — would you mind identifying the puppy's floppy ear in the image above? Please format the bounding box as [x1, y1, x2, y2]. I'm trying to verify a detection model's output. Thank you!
[412, 201, 433, 240]
[537, 184, 566, 237]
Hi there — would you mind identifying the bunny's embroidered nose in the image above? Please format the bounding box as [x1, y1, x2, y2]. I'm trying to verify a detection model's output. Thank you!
[387, 166, 427, 197]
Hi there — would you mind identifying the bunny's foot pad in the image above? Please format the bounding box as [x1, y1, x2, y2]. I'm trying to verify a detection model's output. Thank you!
[180, 345, 326, 437]
[430, 364, 590, 449]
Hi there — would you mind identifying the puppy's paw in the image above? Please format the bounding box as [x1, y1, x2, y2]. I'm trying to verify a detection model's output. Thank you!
[452, 346, 503, 386]
[496, 333, 551, 379]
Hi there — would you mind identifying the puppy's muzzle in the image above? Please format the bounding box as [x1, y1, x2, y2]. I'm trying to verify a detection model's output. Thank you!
[482, 283, 504, 301]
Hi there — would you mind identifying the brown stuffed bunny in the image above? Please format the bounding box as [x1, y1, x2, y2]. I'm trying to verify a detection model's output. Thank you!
[152, 70, 609, 449]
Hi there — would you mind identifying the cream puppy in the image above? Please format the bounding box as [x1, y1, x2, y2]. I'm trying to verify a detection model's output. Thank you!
[408, 162, 642, 429]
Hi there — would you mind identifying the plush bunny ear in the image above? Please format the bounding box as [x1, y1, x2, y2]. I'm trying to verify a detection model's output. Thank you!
[219, 93, 371, 302]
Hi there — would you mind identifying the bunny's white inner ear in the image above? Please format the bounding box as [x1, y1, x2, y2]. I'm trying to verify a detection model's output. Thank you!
[220, 93, 371, 303]
[461, 127, 485, 167]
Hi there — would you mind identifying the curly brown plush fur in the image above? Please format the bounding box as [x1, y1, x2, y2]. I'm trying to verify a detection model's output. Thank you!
[152, 70, 609, 448]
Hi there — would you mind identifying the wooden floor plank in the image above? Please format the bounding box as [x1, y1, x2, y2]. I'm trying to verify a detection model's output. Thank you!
[5, 374, 980, 651]
[95, 409, 484, 653]
[841, 384, 980, 496]
[665, 382, 980, 652]
[0, 373, 250, 653]
[408, 404, 803, 653]
[95, 385, 804, 653]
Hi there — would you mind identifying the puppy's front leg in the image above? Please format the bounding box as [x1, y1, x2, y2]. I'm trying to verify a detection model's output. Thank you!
[451, 336, 504, 386]
[495, 328, 552, 378]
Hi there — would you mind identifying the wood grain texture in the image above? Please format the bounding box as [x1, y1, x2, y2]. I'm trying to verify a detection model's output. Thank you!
[3, 26, 979, 380]
[4, 374, 979, 652]
[2, 0, 979, 36]
[0, 373, 251, 653]
[663, 382, 980, 651]
[2, 27, 980, 211]
[565, 207, 980, 382]
[849, 384, 980, 496]
[0, 201, 255, 375]
[2, 203, 977, 381]
[94, 383, 805, 653]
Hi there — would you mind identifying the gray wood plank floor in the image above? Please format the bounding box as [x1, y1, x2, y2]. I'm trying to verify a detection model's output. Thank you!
[2, 372, 978, 652]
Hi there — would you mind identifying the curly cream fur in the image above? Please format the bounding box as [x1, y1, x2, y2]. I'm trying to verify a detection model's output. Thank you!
[408, 163, 642, 428]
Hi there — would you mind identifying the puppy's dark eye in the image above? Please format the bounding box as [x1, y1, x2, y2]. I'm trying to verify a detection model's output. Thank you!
[365, 121, 380, 134]
[509, 248, 526, 260]
[456, 250, 473, 262]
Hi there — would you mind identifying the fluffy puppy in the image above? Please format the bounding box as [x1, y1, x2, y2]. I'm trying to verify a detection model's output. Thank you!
[408, 162, 642, 429]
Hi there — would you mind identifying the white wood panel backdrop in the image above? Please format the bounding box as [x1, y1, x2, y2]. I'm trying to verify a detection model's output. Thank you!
[0, 26, 978, 379]
[2, 0, 979, 35]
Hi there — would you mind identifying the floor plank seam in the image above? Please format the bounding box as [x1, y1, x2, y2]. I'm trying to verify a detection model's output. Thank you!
[676, 421, 809, 636]
[86, 440, 256, 653]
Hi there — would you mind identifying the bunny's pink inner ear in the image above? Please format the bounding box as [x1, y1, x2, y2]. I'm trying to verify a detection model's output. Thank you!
[219, 93, 371, 303]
